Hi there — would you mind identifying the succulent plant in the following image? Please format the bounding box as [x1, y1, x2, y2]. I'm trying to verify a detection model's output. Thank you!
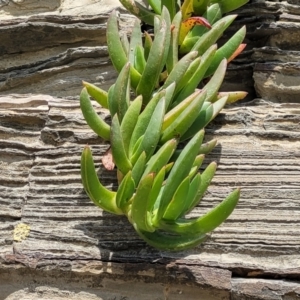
[79, 0, 247, 251]
[81, 129, 240, 250]
[119, 0, 248, 64]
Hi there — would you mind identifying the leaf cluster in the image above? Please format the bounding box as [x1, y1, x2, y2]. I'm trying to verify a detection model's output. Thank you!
[79, 0, 248, 251]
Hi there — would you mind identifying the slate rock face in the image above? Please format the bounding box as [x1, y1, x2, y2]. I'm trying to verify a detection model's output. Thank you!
[0, 0, 130, 97]
[1, 95, 300, 300]
[216, 0, 300, 102]
[1, 1, 300, 300]
[0, 0, 300, 102]
[249, 1, 300, 102]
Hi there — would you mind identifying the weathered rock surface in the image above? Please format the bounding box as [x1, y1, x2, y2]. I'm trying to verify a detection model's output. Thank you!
[1, 95, 300, 299]
[0, 0, 134, 98]
[1, 0, 300, 299]
[0, 0, 121, 18]
[221, 0, 300, 102]
[1, 0, 300, 102]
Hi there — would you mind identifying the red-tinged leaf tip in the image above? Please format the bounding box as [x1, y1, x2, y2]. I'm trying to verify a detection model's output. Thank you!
[182, 17, 211, 30]
[228, 43, 247, 63]
[193, 17, 212, 29]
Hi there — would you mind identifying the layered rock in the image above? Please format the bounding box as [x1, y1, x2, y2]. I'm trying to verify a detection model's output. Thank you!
[1, 1, 300, 299]
[1, 95, 300, 299]
[1, 0, 300, 102]
[0, 0, 132, 98]
[236, 0, 300, 102]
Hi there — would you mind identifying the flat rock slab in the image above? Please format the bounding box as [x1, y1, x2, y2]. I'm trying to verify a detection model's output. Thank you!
[0, 2, 135, 98]
[0, 0, 121, 19]
[1, 95, 300, 299]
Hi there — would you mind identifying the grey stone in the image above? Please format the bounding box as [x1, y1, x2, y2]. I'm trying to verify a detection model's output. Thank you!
[1, 0, 300, 299]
